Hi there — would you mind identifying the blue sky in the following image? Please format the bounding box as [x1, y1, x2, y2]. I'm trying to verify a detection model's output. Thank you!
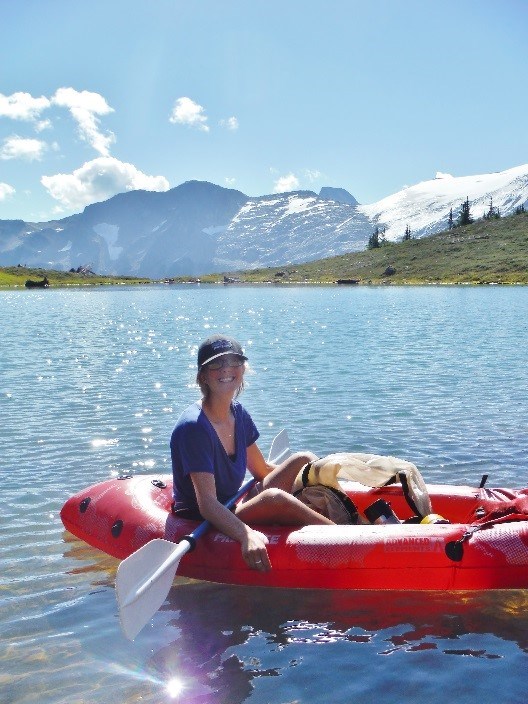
[1, 0, 527, 222]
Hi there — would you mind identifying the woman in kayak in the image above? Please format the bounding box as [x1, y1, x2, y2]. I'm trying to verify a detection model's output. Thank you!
[170, 334, 334, 573]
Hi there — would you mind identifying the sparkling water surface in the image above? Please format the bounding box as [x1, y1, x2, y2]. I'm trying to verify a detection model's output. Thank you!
[1, 284, 528, 704]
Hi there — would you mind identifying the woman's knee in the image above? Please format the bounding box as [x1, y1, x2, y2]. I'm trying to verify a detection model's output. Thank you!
[261, 452, 318, 493]
[285, 451, 318, 470]
[260, 487, 291, 507]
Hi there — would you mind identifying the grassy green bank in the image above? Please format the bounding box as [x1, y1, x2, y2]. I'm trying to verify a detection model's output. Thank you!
[0, 266, 151, 288]
[193, 211, 528, 285]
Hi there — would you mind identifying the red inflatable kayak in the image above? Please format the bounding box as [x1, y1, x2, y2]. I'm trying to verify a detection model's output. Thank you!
[60, 474, 528, 590]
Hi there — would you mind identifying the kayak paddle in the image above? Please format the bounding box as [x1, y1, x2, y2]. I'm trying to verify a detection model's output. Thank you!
[115, 429, 290, 640]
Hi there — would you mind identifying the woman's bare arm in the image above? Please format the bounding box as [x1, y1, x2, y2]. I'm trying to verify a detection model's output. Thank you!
[190, 471, 271, 571]
[246, 442, 276, 480]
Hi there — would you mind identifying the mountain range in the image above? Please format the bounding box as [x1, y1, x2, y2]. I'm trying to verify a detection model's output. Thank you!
[1, 164, 527, 278]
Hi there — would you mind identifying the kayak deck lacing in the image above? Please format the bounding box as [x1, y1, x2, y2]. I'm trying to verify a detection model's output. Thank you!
[446, 505, 528, 562]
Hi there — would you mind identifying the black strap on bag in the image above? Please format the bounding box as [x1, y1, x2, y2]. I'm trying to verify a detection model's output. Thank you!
[398, 471, 424, 519]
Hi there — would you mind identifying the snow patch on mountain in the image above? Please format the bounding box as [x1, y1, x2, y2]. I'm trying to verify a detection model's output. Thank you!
[202, 225, 227, 237]
[359, 163, 528, 241]
[93, 223, 122, 260]
[283, 195, 317, 216]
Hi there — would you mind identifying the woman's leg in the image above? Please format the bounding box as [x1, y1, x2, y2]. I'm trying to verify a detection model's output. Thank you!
[261, 451, 318, 493]
[235, 487, 334, 526]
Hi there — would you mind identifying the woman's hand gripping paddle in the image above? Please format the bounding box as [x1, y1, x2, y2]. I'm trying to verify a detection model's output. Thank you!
[115, 429, 290, 640]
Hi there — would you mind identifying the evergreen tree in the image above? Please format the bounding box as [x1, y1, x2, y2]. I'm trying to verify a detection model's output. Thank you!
[402, 224, 412, 241]
[484, 196, 500, 220]
[486, 196, 494, 219]
[456, 197, 473, 227]
[367, 227, 380, 249]
[515, 204, 525, 214]
[448, 208, 454, 229]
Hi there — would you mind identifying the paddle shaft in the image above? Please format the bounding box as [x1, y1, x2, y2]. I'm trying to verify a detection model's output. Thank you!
[125, 477, 256, 606]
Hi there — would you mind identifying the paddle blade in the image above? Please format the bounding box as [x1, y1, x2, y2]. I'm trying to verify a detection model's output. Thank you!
[116, 539, 189, 640]
[268, 429, 290, 463]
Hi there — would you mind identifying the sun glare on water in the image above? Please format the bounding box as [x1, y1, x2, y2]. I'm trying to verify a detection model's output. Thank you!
[165, 677, 185, 699]
[107, 664, 187, 700]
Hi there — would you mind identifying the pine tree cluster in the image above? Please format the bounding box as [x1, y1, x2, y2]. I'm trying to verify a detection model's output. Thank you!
[365, 195, 526, 252]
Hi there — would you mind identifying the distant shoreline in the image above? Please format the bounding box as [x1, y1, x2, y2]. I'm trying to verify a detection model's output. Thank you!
[2, 278, 527, 290]
[0, 266, 153, 289]
[2, 211, 527, 288]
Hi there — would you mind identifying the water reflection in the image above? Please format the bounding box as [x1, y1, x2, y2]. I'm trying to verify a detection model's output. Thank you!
[62, 533, 118, 586]
[147, 581, 528, 703]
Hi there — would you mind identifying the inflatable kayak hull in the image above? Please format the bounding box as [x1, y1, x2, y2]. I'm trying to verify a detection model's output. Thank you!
[60, 475, 528, 591]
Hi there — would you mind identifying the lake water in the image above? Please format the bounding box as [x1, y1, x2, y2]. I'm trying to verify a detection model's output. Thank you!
[1, 284, 528, 704]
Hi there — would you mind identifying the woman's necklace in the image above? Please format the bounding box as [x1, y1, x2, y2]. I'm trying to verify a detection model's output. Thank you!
[203, 403, 234, 437]
[210, 419, 233, 437]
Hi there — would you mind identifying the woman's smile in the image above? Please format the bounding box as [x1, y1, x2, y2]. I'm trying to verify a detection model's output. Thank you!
[206, 365, 243, 390]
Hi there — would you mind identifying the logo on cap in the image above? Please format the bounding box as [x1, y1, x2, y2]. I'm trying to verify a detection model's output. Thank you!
[211, 339, 233, 352]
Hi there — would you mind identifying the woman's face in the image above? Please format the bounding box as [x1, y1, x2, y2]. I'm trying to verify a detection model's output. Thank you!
[199, 355, 246, 398]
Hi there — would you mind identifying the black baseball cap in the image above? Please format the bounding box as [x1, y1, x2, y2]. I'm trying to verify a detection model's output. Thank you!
[197, 335, 248, 368]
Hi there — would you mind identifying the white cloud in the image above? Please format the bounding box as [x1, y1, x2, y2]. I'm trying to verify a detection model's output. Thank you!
[0, 182, 16, 201]
[52, 87, 115, 155]
[35, 119, 52, 132]
[0, 92, 50, 122]
[1, 136, 47, 161]
[273, 173, 300, 193]
[0, 89, 116, 153]
[224, 177, 237, 187]
[219, 116, 239, 131]
[304, 169, 322, 182]
[41, 157, 170, 211]
[169, 97, 209, 132]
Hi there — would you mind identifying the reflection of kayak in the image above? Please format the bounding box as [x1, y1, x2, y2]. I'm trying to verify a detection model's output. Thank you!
[159, 581, 528, 654]
[60, 474, 528, 590]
